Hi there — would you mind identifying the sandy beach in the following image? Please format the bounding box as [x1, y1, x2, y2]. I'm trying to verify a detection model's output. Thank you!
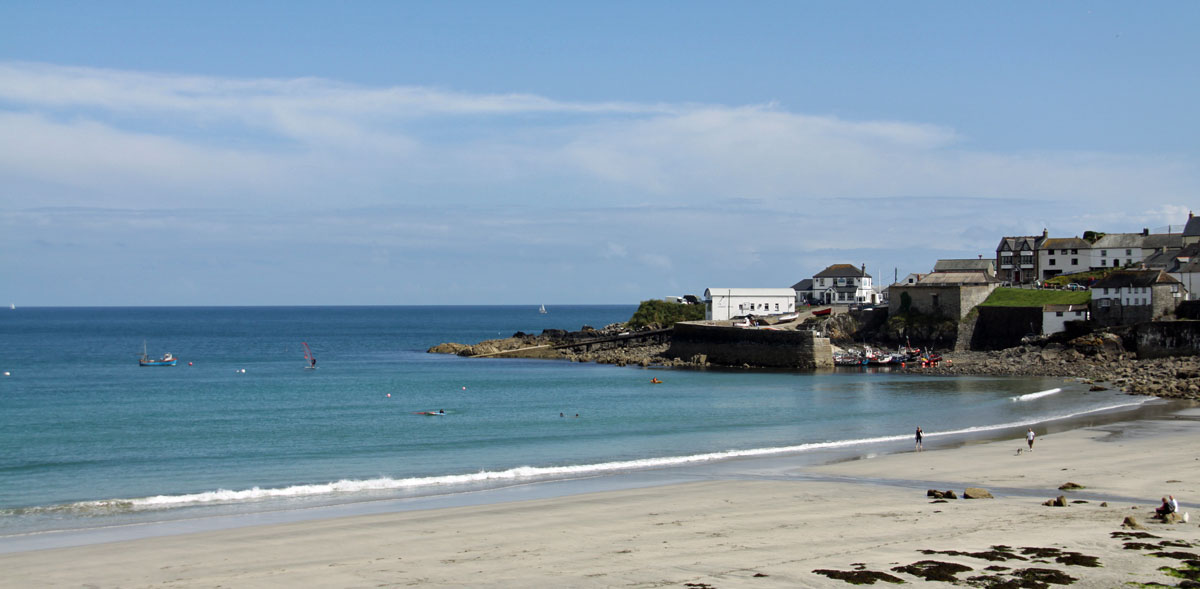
[3, 409, 1198, 588]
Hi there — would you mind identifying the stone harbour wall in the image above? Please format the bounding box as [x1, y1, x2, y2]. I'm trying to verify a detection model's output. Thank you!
[666, 322, 833, 370]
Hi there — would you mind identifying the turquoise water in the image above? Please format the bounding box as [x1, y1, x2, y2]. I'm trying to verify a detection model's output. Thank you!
[0, 306, 1147, 536]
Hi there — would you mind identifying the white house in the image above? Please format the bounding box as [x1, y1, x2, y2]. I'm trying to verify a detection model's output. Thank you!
[810, 264, 881, 305]
[1042, 304, 1089, 335]
[1036, 237, 1091, 281]
[703, 288, 797, 321]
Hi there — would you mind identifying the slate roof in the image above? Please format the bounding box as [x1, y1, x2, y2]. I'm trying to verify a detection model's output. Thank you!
[1092, 233, 1147, 249]
[1090, 270, 1181, 289]
[914, 271, 999, 286]
[791, 279, 813, 291]
[933, 259, 995, 273]
[1144, 233, 1184, 250]
[1040, 237, 1091, 250]
[996, 235, 1044, 252]
[1184, 213, 1200, 238]
[1143, 248, 1181, 269]
[813, 264, 870, 278]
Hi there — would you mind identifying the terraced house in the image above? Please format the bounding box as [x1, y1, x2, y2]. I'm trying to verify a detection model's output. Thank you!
[1089, 269, 1185, 327]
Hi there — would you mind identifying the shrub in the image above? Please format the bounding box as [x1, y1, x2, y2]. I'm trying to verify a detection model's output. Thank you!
[627, 300, 706, 329]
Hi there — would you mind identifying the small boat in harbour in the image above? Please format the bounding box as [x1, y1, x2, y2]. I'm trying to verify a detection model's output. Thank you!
[139, 341, 177, 366]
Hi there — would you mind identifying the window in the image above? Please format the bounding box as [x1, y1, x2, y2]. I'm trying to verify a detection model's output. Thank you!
[1126, 249, 1132, 255]
[1100, 299, 1111, 307]
[1049, 259, 1057, 266]
[1061, 249, 1068, 255]
[1056, 311, 1064, 317]
[1071, 249, 1078, 254]
[1101, 250, 1107, 256]
[1071, 258, 1078, 265]
[1103, 288, 1109, 295]
[774, 303, 779, 311]
[1113, 260, 1120, 267]
[837, 278, 846, 286]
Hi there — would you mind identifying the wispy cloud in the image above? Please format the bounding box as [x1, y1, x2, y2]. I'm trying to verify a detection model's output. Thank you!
[3, 61, 1199, 304]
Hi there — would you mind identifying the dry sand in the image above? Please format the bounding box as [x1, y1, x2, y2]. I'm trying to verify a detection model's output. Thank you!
[3, 412, 1198, 588]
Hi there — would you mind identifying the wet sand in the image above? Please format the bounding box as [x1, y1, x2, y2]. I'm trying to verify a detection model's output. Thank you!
[2, 409, 1198, 587]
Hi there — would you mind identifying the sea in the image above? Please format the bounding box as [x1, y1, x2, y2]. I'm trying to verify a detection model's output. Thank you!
[0, 305, 1163, 548]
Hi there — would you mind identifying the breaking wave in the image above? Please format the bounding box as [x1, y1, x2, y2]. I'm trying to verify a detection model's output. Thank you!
[1012, 388, 1062, 402]
[0, 396, 1150, 518]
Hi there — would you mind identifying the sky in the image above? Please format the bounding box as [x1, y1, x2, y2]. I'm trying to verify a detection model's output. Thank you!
[2, 1, 1198, 306]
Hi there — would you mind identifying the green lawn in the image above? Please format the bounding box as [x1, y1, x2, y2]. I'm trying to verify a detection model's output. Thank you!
[978, 287, 1091, 307]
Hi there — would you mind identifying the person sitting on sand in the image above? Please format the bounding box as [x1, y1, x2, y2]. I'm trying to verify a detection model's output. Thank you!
[1155, 496, 1175, 519]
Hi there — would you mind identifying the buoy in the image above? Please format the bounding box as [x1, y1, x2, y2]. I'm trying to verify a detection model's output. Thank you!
[462, 386, 466, 390]
[188, 362, 193, 366]
[387, 393, 391, 398]
[3, 371, 8, 376]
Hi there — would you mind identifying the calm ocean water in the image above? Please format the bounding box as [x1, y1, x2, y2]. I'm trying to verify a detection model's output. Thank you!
[0, 306, 1150, 538]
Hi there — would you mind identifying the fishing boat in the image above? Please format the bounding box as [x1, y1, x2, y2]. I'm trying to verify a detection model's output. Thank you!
[138, 341, 177, 366]
[811, 307, 832, 316]
[302, 342, 317, 370]
[538, 304, 547, 314]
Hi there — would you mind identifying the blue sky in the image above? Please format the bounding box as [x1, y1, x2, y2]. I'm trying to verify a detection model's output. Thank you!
[2, 2, 1198, 306]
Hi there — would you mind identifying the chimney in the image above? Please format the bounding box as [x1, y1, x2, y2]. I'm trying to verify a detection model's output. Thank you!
[1042, 228, 1048, 238]
[1143, 228, 1149, 236]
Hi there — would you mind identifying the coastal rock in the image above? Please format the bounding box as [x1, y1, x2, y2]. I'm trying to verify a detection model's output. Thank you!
[1122, 516, 1147, 530]
[963, 487, 993, 499]
[427, 342, 471, 355]
[1162, 512, 1186, 524]
[1058, 482, 1085, 490]
[1042, 496, 1067, 507]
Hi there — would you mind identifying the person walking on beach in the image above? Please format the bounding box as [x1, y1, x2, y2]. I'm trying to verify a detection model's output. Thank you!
[1026, 428, 1036, 451]
[915, 426, 923, 451]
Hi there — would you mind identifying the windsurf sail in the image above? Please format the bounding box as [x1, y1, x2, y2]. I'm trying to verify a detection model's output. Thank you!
[302, 342, 316, 368]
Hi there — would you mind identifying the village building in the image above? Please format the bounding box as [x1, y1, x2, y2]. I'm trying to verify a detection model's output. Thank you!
[1036, 237, 1090, 281]
[1042, 304, 1089, 335]
[995, 232, 1047, 285]
[807, 264, 881, 305]
[1089, 270, 1184, 327]
[887, 271, 1000, 320]
[702, 288, 797, 321]
[1088, 230, 1183, 270]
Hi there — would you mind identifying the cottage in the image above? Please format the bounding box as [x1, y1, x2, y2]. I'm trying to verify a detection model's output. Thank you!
[1089, 270, 1184, 326]
[703, 288, 797, 321]
[1042, 304, 1089, 335]
[1036, 237, 1090, 281]
[1089, 230, 1183, 270]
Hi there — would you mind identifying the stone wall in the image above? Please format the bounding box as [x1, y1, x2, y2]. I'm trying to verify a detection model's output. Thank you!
[888, 284, 997, 320]
[1134, 321, 1200, 359]
[666, 323, 834, 369]
[969, 307, 1044, 350]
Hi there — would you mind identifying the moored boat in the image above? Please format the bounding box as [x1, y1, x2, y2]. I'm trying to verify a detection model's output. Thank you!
[139, 341, 177, 367]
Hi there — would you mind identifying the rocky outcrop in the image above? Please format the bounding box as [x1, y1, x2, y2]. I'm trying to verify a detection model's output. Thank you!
[906, 334, 1200, 400]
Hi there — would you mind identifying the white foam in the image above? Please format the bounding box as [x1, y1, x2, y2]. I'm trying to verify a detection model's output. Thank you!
[1011, 387, 1061, 402]
[10, 396, 1151, 517]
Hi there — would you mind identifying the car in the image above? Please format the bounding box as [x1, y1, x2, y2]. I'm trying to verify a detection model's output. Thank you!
[1066, 283, 1086, 291]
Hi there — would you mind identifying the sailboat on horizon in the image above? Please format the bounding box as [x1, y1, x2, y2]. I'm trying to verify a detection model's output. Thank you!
[538, 304, 547, 314]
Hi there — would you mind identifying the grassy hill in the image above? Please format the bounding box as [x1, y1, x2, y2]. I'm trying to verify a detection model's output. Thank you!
[978, 287, 1091, 308]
